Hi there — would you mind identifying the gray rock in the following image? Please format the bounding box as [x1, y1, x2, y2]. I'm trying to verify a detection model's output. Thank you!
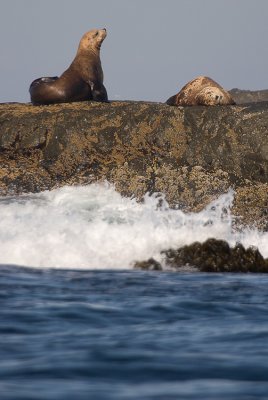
[229, 88, 268, 104]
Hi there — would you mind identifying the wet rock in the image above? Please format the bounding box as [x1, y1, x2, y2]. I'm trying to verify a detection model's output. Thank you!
[164, 238, 268, 273]
[134, 238, 268, 273]
[134, 258, 162, 271]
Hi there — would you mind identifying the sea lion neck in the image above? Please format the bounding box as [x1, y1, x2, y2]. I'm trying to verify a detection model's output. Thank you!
[76, 46, 100, 58]
[69, 50, 102, 79]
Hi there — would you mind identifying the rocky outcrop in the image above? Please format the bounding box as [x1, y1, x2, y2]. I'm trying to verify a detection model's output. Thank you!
[0, 100, 268, 228]
[134, 238, 268, 273]
[229, 88, 268, 104]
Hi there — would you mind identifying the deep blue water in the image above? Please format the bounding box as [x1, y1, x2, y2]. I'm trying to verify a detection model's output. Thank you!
[1, 266, 268, 400]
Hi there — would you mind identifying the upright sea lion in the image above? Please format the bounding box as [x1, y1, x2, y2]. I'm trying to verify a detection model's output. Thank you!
[166, 76, 235, 106]
[29, 28, 108, 105]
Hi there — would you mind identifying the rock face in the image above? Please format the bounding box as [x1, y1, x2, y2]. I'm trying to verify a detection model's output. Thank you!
[0, 100, 268, 228]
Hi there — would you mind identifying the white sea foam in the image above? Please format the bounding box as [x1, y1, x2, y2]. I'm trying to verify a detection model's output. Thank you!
[0, 183, 267, 269]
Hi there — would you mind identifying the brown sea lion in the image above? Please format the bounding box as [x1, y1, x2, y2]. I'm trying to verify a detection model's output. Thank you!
[166, 76, 235, 106]
[29, 28, 108, 105]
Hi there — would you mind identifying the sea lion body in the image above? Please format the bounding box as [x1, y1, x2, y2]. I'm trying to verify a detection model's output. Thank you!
[30, 29, 108, 105]
[166, 76, 235, 106]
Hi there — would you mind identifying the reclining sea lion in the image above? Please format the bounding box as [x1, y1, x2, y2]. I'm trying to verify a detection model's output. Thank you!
[166, 76, 235, 106]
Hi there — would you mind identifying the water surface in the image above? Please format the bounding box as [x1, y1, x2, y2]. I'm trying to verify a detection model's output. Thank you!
[1, 268, 268, 400]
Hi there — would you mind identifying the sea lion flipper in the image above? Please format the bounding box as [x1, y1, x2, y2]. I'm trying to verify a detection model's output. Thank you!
[89, 81, 108, 102]
[30, 76, 59, 89]
[166, 94, 178, 106]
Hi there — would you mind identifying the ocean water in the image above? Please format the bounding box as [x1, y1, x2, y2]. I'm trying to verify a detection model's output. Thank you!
[1, 183, 268, 400]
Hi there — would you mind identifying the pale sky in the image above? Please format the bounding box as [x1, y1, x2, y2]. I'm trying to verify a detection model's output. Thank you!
[1, 0, 268, 103]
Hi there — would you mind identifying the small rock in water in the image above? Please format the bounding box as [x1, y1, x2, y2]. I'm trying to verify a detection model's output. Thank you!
[134, 258, 162, 271]
[134, 238, 268, 273]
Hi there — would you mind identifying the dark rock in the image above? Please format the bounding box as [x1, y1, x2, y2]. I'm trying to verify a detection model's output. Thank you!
[135, 239, 268, 273]
[164, 238, 268, 273]
[134, 258, 162, 271]
[1, 100, 268, 228]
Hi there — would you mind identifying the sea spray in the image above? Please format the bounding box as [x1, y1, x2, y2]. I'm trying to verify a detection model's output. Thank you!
[0, 183, 266, 269]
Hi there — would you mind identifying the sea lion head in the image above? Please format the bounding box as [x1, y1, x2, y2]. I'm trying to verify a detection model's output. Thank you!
[197, 86, 235, 105]
[78, 28, 107, 52]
